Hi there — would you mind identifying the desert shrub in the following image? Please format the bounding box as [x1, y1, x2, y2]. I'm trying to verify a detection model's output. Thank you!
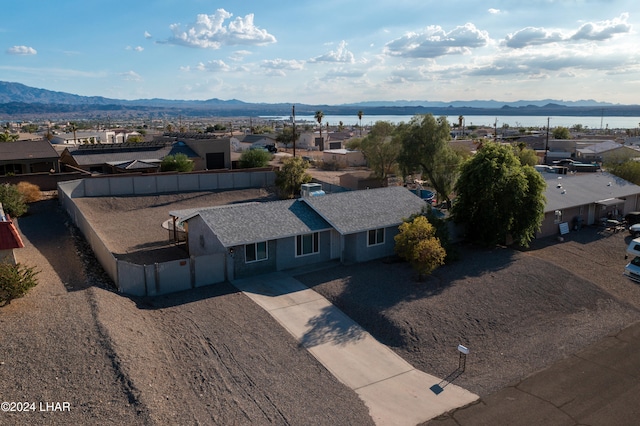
[0, 184, 27, 217]
[318, 160, 343, 171]
[239, 149, 272, 168]
[17, 182, 41, 203]
[0, 263, 39, 306]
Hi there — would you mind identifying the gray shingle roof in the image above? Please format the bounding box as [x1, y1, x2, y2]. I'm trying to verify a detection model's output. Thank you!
[196, 199, 331, 247]
[544, 171, 640, 212]
[0, 140, 59, 161]
[301, 186, 427, 234]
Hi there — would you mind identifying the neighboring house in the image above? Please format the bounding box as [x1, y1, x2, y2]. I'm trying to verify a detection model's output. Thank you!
[538, 170, 640, 237]
[0, 203, 24, 264]
[0, 139, 60, 175]
[60, 136, 231, 174]
[325, 131, 354, 150]
[241, 134, 277, 148]
[59, 141, 198, 174]
[172, 186, 427, 280]
[576, 140, 640, 163]
[50, 130, 117, 145]
[322, 149, 366, 167]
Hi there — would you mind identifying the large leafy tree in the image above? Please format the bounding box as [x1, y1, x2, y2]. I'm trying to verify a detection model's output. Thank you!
[397, 114, 462, 205]
[276, 125, 299, 149]
[359, 121, 401, 185]
[275, 156, 312, 199]
[451, 142, 546, 247]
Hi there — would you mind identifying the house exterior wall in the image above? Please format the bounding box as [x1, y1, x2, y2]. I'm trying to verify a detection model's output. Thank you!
[343, 227, 398, 263]
[322, 150, 366, 167]
[187, 216, 225, 257]
[274, 231, 332, 271]
[233, 240, 278, 279]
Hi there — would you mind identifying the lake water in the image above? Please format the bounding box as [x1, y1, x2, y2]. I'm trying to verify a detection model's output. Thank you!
[263, 114, 640, 129]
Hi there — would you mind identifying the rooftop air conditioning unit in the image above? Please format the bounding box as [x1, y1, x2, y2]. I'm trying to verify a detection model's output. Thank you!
[301, 183, 325, 197]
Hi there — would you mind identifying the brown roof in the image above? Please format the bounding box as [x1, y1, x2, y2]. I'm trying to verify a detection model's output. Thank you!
[0, 140, 59, 161]
[0, 217, 24, 250]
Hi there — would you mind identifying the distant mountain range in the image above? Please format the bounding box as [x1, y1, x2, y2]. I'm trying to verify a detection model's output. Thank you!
[1, 80, 639, 119]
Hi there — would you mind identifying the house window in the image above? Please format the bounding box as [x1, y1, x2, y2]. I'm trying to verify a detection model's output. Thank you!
[296, 232, 319, 257]
[554, 210, 563, 224]
[367, 228, 385, 246]
[245, 241, 268, 263]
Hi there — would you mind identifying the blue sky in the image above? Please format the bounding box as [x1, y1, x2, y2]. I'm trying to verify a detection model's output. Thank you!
[2, 0, 639, 104]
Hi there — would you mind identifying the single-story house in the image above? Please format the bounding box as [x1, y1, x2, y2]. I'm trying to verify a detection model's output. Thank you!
[576, 140, 640, 163]
[0, 139, 60, 175]
[59, 141, 199, 174]
[538, 170, 640, 237]
[171, 186, 427, 280]
[322, 149, 366, 167]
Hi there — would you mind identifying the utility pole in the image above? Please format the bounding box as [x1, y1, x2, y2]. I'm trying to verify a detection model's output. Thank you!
[292, 105, 296, 158]
[544, 117, 550, 165]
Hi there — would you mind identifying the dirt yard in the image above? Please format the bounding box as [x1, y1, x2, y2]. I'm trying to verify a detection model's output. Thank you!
[3, 190, 640, 424]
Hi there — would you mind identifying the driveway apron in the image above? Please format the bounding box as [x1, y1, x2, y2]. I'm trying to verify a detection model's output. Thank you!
[232, 272, 478, 426]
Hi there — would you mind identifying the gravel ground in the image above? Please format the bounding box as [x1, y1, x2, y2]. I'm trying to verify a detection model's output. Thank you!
[1, 196, 373, 425]
[5, 189, 640, 425]
[295, 229, 640, 397]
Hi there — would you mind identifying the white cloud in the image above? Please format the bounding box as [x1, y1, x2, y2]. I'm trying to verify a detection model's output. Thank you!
[126, 46, 144, 52]
[310, 40, 355, 63]
[384, 23, 490, 58]
[505, 14, 632, 48]
[571, 13, 631, 41]
[488, 8, 501, 15]
[164, 9, 276, 49]
[144, 31, 152, 39]
[197, 59, 232, 72]
[6, 45, 37, 55]
[321, 67, 365, 81]
[121, 71, 142, 81]
[260, 59, 304, 77]
[504, 27, 564, 48]
[229, 50, 251, 61]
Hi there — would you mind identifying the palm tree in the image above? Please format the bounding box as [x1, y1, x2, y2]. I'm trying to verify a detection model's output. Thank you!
[314, 110, 324, 148]
[358, 110, 363, 136]
[68, 122, 78, 145]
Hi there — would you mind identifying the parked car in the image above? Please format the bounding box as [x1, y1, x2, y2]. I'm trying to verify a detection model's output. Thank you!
[630, 223, 640, 238]
[625, 211, 640, 226]
[624, 238, 640, 282]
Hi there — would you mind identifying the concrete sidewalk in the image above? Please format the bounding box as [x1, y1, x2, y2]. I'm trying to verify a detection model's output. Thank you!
[232, 272, 478, 426]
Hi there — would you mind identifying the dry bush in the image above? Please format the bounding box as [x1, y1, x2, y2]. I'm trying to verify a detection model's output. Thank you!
[17, 182, 41, 203]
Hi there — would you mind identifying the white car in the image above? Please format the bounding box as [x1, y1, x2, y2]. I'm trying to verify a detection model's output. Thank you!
[629, 223, 640, 238]
[624, 238, 640, 282]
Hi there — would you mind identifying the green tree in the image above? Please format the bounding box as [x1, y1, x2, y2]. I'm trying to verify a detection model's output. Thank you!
[513, 142, 539, 166]
[67, 122, 78, 144]
[0, 263, 39, 306]
[397, 114, 462, 205]
[605, 159, 640, 185]
[552, 126, 571, 139]
[276, 125, 299, 149]
[275, 156, 312, 199]
[359, 121, 400, 185]
[0, 184, 28, 217]
[0, 131, 18, 142]
[160, 153, 194, 172]
[315, 110, 324, 146]
[357, 110, 363, 136]
[126, 135, 144, 143]
[452, 142, 546, 247]
[394, 215, 446, 280]
[239, 149, 272, 168]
